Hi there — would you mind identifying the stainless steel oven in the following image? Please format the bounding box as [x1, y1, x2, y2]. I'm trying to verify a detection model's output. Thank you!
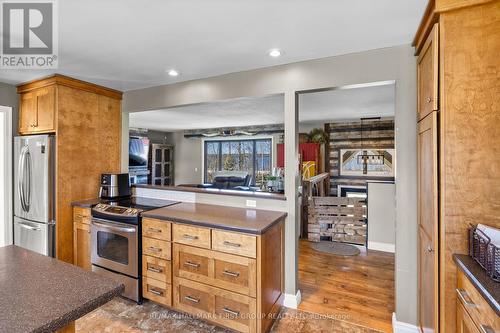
[91, 216, 139, 301]
[90, 198, 179, 303]
[91, 217, 138, 277]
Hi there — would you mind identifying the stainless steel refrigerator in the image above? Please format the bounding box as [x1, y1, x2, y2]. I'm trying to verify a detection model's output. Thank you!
[14, 135, 55, 256]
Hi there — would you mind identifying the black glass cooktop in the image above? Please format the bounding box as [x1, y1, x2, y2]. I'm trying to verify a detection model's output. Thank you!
[104, 196, 179, 211]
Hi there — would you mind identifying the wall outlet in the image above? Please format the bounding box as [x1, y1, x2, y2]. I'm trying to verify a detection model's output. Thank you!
[246, 199, 257, 208]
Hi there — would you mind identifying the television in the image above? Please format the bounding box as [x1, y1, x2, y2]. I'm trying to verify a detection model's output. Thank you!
[129, 137, 150, 169]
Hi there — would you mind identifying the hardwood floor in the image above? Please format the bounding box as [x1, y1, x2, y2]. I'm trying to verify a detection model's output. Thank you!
[298, 240, 395, 332]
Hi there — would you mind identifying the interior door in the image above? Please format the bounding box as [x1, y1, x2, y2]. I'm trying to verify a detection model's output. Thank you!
[418, 111, 439, 333]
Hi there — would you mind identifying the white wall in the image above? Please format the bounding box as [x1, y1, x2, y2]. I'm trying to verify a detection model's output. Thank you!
[367, 182, 396, 253]
[123, 44, 418, 325]
[168, 132, 203, 185]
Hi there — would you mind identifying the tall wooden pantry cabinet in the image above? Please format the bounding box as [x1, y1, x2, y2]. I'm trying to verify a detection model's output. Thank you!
[414, 0, 500, 332]
[17, 75, 122, 264]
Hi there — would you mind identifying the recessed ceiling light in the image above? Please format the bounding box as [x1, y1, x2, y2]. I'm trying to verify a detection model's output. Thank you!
[268, 49, 282, 58]
[167, 69, 179, 77]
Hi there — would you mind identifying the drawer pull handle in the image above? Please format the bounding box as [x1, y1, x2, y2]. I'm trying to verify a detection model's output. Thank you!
[183, 234, 199, 240]
[456, 288, 476, 308]
[147, 227, 162, 233]
[222, 270, 240, 277]
[223, 241, 241, 248]
[481, 325, 495, 333]
[222, 307, 240, 316]
[148, 246, 162, 252]
[427, 97, 432, 103]
[184, 261, 200, 268]
[147, 265, 163, 273]
[184, 295, 200, 303]
[76, 214, 83, 218]
[148, 286, 164, 296]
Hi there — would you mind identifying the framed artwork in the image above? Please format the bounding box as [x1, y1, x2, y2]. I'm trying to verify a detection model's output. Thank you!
[339, 148, 395, 177]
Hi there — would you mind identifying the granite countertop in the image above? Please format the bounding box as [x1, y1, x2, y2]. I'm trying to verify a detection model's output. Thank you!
[142, 202, 287, 234]
[0, 246, 124, 333]
[453, 254, 500, 315]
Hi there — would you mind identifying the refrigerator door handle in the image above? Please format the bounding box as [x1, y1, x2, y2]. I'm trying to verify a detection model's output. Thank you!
[25, 148, 32, 211]
[18, 221, 42, 232]
[18, 146, 27, 212]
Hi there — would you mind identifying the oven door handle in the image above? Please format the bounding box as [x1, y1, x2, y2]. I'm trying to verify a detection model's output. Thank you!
[92, 220, 137, 233]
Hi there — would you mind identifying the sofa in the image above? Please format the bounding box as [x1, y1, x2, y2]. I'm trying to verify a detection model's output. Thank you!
[199, 171, 252, 190]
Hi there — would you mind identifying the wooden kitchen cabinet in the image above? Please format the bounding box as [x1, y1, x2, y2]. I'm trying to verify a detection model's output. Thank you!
[73, 207, 92, 271]
[417, 23, 439, 121]
[456, 302, 480, 333]
[414, 1, 500, 331]
[19, 85, 56, 134]
[18, 75, 122, 264]
[141, 205, 285, 333]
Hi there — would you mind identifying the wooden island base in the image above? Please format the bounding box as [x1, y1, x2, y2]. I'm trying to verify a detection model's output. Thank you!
[140, 202, 287, 333]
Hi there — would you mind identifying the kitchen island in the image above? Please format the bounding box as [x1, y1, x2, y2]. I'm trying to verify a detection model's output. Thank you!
[141, 202, 287, 333]
[0, 245, 124, 333]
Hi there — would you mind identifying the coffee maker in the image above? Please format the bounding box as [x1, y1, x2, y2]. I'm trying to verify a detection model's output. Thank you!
[99, 173, 131, 199]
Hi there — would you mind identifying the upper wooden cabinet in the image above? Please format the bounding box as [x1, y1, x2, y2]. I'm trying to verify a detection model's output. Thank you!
[417, 23, 439, 121]
[19, 85, 56, 134]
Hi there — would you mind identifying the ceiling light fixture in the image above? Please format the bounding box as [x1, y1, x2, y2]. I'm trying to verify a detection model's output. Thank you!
[268, 49, 282, 58]
[167, 69, 179, 77]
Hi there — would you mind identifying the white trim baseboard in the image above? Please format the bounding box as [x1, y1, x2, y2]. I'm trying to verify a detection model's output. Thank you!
[283, 290, 302, 309]
[368, 241, 396, 253]
[392, 313, 419, 333]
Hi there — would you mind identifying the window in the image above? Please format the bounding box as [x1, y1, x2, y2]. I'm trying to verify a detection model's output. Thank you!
[204, 139, 272, 187]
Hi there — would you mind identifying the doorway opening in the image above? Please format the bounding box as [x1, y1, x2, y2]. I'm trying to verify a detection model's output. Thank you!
[0, 106, 12, 247]
[295, 82, 396, 332]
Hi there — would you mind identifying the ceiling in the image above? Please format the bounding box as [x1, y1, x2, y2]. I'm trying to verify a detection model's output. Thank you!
[129, 82, 395, 131]
[0, 0, 426, 91]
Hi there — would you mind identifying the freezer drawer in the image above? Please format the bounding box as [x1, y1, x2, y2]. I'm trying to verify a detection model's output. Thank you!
[14, 217, 54, 256]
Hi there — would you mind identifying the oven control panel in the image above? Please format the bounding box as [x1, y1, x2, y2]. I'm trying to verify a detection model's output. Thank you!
[93, 203, 140, 216]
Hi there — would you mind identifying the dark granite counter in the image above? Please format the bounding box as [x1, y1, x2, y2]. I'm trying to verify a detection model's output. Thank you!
[142, 202, 287, 235]
[0, 245, 124, 333]
[454, 254, 500, 315]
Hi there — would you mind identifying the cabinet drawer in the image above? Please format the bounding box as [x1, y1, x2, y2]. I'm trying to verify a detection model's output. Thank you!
[142, 255, 171, 283]
[173, 244, 257, 297]
[173, 277, 256, 333]
[215, 294, 251, 327]
[73, 207, 91, 224]
[173, 224, 211, 249]
[142, 238, 171, 260]
[178, 283, 212, 313]
[142, 218, 171, 241]
[212, 230, 257, 258]
[457, 270, 500, 331]
[143, 276, 171, 306]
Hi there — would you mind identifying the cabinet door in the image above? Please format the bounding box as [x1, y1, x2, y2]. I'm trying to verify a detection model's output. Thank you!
[418, 111, 439, 333]
[34, 85, 56, 133]
[417, 23, 439, 121]
[19, 92, 37, 134]
[73, 222, 91, 270]
[457, 302, 481, 333]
